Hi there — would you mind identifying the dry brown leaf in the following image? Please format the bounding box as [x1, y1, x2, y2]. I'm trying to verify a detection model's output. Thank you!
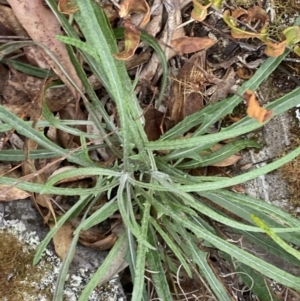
[135, 1, 184, 89]
[230, 184, 245, 193]
[231, 8, 248, 19]
[79, 234, 117, 251]
[50, 221, 73, 260]
[0, 5, 27, 36]
[119, 0, 150, 27]
[247, 6, 269, 24]
[144, 0, 162, 37]
[78, 227, 106, 243]
[0, 185, 30, 201]
[206, 68, 236, 103]
[114, 20, 141, 60]
[144, 108, 165, 141]
[240, 162, 253, 170]
[96, 237, 128, 287]
[7, 0, 82, 99]
[223, 10, 267, 40]
[211, 154, 241, 167]
[244, 90, 273, 123]
[171, 36, 215, 55]
[170, 52, 206, 123]
[237, 67, 253, 79]
[124, 49, 152, 70]
[1, 70, 76, 113]
[58, 0, 79, 15]
[264, 40, 286, 57]
[182, 92, 204, 121]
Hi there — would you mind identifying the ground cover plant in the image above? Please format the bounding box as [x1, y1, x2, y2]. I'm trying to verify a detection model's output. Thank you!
[1, 0, 300, 300]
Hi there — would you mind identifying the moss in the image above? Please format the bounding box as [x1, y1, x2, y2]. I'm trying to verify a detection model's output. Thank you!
[279, 108, 300, 208]
[233, 0, 257, 8]
[0, 231, 53, 301]
[279, 154, 300, 207]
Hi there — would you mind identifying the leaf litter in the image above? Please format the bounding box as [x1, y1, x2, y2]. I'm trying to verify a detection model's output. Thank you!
[1, 0, 300, 300]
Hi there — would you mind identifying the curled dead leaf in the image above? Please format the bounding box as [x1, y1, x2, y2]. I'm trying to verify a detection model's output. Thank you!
[244, 90, 272, 123]
[0, 185, 30, 201]
[264, 39, 286, 57]
[247, 6, 269, 24]
[237, 67, 253, 79]
[223, 10, 267, 40]
[114, 20, 140, 60]
[58, 0, 78, 15]
[231, 6, 269, 28]
[119, 0, 150, 27]
[171, 36, 215, 55]
[79, 233, 117, 250]
[231, 8, 248, 19]
[228, 114, 243, 122]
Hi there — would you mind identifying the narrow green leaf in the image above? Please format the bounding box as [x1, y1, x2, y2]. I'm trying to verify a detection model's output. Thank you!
[149, 174, 299, 233]
[3, 59, 55, 78]
[146, 86, 300, 151]
[0, 105, 93, 167]
[78, 233, 127, 301]
[44, 167, 120, 187]
[238, 231, 300, 268]
[113, 27, 168, 108]
[185, 237, 232, 301]
[131, 201, 151, 301]
[251, 215, 300, 261]
[221, 252, 280, 301]
[176, 140, 260, 168]
[131, 145, 300, 194]
[237, 264, 280, 301]
[117, 174, 155, 250]
[147, 226, 173, 301]
[203, 190, 300, 228]
[150, 197, 300, 290]
[150, 217, 192, 277]
[0, 176, 119, 196]
[74, 198, 119, 233]
[53, 227, 81, 301]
